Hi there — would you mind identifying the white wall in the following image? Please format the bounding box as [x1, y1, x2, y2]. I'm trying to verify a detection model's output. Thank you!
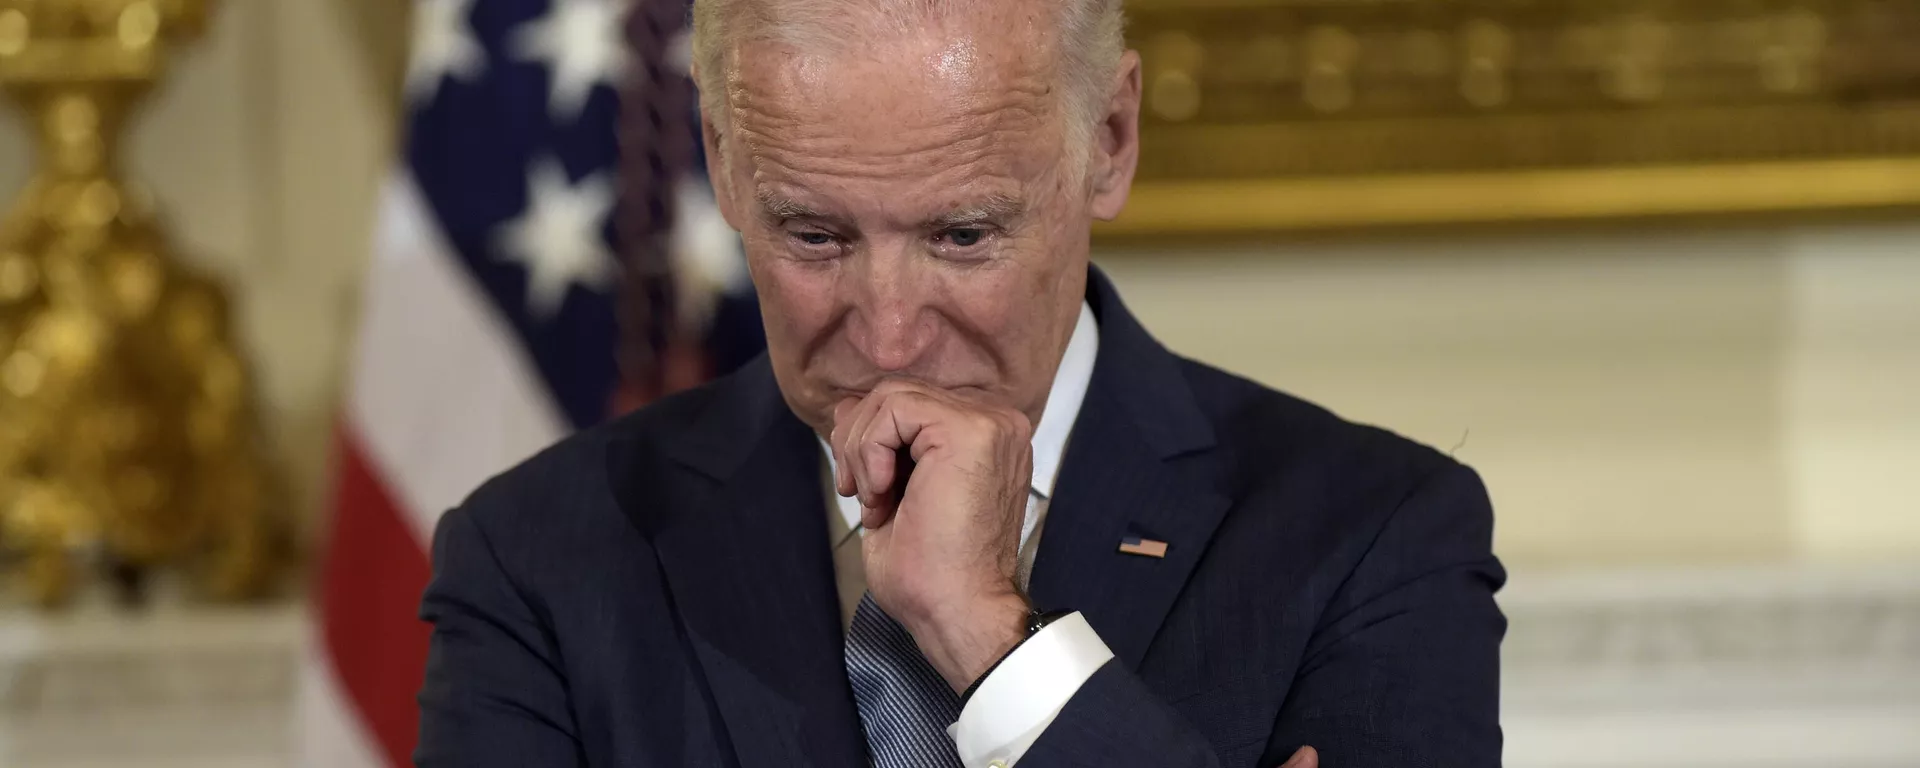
[232, 0, 394, 535]
[1781, 228, 1920, 561]
[1098, 220, 1920, 568]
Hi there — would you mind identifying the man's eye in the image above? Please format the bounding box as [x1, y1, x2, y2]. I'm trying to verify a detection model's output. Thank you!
[939, 228, 986, 247]
[792, 231, 835, 247]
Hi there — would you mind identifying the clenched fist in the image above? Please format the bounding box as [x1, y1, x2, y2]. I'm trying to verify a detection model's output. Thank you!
[830, 378, 1035, 692]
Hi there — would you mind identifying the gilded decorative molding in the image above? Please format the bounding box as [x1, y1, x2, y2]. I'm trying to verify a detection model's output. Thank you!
[1103, 0, 1920, 235]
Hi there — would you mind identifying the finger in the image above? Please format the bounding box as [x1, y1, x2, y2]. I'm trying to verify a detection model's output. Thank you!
[846, 380, 965, 516]
[848, 390, 914, 513]
[859, 441, 897, 516]
[863, 390, 954, 471]
[830, 397, 861, 497]
[855, 389, 950, 517]
[1279, 746, 1318, 768]
[867, 390, 941, 462]
[840, 390, 889, 508]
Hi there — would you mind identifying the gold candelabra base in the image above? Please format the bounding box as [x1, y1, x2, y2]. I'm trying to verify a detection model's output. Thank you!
[0, 0, 284, 607]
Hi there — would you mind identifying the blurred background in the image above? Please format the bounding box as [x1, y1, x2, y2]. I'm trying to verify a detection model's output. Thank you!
[1, 0, 1917, 766]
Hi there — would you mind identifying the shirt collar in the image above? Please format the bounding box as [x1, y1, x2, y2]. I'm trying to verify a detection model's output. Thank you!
[822, 300, 1099, 530]
[1029, 300, 1098, 500]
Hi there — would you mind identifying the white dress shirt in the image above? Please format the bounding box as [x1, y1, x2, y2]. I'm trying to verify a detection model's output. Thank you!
[822, 301, 1113, 767]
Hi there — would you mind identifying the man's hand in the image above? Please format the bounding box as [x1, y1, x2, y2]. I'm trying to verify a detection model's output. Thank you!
[830, 378, 1034, 692]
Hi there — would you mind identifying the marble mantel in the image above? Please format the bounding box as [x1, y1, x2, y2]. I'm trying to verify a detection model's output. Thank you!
[0, 602, 301, 768]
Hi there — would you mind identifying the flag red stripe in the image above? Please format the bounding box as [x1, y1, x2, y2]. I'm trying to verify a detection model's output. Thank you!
[321, 426, 435, 767]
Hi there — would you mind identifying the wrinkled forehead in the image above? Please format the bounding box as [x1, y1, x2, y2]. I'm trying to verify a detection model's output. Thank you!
[722, 0, 1062, 90]
[721, 17, 1066, 167]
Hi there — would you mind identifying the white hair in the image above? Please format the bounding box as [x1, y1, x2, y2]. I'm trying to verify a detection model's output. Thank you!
[690, 0, 1125, 153]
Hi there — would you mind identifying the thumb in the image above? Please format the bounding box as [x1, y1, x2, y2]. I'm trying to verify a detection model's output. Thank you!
[1279, 745, 1318, 768]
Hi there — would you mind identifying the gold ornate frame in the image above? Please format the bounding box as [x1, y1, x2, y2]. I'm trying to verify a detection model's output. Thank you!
[1100, 0, 1920, 236]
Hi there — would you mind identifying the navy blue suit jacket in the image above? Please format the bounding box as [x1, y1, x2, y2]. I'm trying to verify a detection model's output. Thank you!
[417, 268, 1507, 767]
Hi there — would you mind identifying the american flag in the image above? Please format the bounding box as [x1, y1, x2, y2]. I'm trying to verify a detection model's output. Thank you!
[301, 0, 756, 764]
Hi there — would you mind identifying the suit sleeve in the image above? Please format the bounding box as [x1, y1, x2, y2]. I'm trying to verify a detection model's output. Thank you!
[1015, 463, 1506, 768]
[1266, 463, 1505, 766]
[415, 503, 585, 767]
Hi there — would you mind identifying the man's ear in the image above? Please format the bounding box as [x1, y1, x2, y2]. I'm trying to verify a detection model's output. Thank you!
[1088, 50, 1142, 222]
[694, 67, 744, 231]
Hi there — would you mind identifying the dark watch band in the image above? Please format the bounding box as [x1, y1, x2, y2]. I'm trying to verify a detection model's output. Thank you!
[958, 610, 1072, 706]
[1026, 609, 1071, 635]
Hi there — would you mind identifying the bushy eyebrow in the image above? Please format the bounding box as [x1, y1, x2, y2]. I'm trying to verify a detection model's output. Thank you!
[754, 188, 1024, 229]
[756, 189, 831, 221]
[927, 193, 1024, 228]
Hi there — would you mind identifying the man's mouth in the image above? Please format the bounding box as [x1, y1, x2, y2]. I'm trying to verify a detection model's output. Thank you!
[829, 380, 993, 399]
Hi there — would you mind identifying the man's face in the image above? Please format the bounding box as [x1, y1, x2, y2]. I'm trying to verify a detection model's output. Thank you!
[703, 13, 1138, 433]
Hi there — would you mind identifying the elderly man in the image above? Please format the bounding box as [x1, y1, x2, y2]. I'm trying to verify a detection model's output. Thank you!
[416, 0, 1506, 765]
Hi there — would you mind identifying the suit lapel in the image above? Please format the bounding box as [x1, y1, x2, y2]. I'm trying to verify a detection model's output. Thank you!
[1028, 268, 1233, 669]
[1029, 395, 1230, 668]
[627, 361, 867, 768]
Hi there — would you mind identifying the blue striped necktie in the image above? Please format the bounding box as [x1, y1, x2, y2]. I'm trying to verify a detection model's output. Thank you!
[845, 592, 966, 768]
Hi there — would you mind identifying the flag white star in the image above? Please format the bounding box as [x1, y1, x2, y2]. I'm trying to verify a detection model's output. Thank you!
[666, 28, 693, 77]
[670, 178, 747, 328]
[495, 159, 617, 318]
[405, 0, 486, 105]
[511, 0, 632, 123]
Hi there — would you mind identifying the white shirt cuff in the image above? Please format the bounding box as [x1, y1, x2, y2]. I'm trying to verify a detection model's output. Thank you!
[947, 612, 1114, 767]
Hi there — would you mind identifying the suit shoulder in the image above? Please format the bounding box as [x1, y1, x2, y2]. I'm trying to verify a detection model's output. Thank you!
[1172, 359, 1495, 577]
[1174, 357, 1465, 489]
[451, 376, 726, 529]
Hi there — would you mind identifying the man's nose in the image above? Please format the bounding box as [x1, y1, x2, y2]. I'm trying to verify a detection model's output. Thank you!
[845, 242, 937, 373]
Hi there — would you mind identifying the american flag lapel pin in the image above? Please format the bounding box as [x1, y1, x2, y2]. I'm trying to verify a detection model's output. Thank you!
[1118, 534, 1169, 559]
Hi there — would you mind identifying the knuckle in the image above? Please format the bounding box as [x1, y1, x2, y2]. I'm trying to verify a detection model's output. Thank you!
[967, 410, 999, 434]
[989, 408, 1029, 440]
[1008, 409, 1033, 436]
[876, 389, 921, 417]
